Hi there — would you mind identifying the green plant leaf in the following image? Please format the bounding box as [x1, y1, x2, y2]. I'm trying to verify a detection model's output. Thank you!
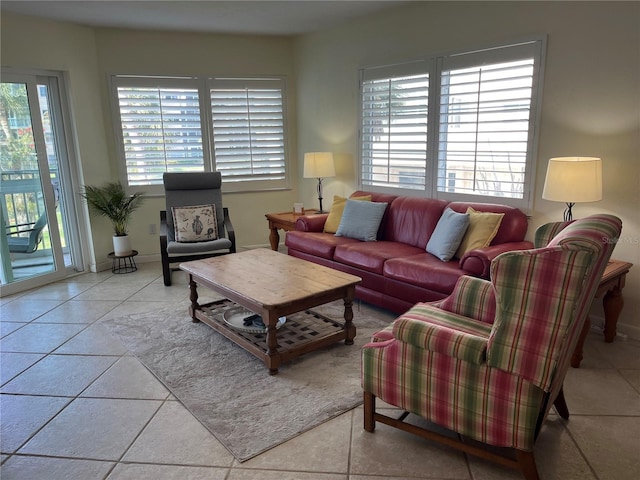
[80, 181, 145, 236]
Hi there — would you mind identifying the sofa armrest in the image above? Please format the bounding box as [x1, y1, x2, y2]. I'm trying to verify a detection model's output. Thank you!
[294, 213, 328, 232]
[459, 241, 534, 277]
[391, 303, 491, 364]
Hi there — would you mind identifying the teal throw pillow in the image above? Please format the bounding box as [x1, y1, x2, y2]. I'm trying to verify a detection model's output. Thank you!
[426, 207, 470, 261]
[335, 200, 388, 242]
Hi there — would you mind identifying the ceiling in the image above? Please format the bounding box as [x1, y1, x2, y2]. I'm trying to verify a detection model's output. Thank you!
[1, 0, 408, 36]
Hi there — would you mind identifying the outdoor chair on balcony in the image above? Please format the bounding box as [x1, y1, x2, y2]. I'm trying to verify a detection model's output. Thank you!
[5, 211, 48, 254]
[160, 172, 236, 286]
[361, 214, 622, 480]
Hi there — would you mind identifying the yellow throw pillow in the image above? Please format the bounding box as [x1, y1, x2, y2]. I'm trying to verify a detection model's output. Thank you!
[455, 207, 505, 258]
[323, 195, 372, 233]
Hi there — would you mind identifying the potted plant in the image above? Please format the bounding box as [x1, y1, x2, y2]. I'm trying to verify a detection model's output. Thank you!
[80, 181, 145, 256]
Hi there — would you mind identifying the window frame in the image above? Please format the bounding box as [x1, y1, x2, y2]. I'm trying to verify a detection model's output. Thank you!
[108, 74, 291, 196]
[357, 37, 546, 211]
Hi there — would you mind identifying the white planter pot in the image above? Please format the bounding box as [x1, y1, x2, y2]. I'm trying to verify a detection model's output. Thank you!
[113, 235, 132, 257]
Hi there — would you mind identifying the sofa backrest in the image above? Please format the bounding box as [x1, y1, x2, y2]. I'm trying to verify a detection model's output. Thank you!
[447, 202, 529, 244]
[385, 196, 449, 247]
[349, 192, 529, 248]
[353, 190, 448, 248]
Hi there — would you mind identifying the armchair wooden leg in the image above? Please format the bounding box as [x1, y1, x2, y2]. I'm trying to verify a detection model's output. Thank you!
[516, 450, 541, 480]
[364, 391, 376, 432]
[162, 257, 171, 286]
[553, 387, 570, 419]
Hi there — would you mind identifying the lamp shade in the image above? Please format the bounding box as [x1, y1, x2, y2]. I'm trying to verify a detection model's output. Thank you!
[542, 157, 603, 203]
[303, 152, 335, 178]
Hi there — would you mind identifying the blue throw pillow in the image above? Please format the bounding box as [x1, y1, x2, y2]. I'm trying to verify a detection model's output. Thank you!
[335, 200, 388, 242]
[426, 208, 470, 261]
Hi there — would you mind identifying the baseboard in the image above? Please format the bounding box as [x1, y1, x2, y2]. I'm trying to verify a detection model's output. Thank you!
[88, 247, 273, 273]
[238, 243, 273, 251]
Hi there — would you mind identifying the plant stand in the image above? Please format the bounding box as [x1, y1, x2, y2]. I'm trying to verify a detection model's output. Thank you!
[108, 250, 138, 274]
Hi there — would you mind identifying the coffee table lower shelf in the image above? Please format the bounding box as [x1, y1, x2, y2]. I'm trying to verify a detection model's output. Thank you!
[190, 299, 352, 373]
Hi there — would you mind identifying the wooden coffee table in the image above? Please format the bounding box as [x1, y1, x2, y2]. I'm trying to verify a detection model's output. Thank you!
[179, 248, 362, 374]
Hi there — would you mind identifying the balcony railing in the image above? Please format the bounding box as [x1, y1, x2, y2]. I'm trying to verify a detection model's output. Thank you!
[2, 169, 60, 253]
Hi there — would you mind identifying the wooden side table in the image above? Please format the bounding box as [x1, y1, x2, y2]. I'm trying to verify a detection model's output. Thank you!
[571, 259, 633, 367]
[265, 210, 317, 251]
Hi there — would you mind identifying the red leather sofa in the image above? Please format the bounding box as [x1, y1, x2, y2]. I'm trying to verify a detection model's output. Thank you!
[285, 191, 533, 314]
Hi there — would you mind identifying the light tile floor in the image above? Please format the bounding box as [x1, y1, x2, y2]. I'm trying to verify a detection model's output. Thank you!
[1, 262, 639, 480]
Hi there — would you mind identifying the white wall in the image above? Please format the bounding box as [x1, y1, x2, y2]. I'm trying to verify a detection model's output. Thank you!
[293, 1, 640, 338]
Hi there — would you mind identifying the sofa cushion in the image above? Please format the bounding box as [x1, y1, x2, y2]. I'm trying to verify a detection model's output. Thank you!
[334, 241, 425, 275]
[383, 196, 449, 247]
[455, 207, 505, 258]
[426, 207, 470, 261]
[384, 253, 465, 294]
[335, 200, 388, 241]
[448, 202, 528, 244]
[324, 195, 371, 233]
[284, 231, 359, 260]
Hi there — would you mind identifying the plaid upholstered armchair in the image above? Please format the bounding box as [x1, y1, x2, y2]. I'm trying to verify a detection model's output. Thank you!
[362, 214, 622, 480]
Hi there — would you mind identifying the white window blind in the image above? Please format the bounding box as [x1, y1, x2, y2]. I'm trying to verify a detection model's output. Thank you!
[437, 54, 536, 199]
[110, 75, 290, 192]
[358, 39, 543, 208]
[114, 81, 204, 186]
[360, 71, 429, 190]
[210, 78, 286, 182]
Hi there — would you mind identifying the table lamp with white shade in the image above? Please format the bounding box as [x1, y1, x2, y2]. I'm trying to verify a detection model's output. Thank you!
[542, 156, 603, 221]
[303, 152, 335, 214]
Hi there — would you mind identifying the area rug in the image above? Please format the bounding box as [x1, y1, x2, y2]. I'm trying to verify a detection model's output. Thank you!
[101, 300, 393, 462]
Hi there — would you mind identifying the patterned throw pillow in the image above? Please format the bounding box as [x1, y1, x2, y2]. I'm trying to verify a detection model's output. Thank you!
[171, 204, 218, 242]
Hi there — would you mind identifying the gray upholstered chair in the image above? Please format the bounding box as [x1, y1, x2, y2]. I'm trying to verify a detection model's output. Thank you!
[160, 172, 235, 286]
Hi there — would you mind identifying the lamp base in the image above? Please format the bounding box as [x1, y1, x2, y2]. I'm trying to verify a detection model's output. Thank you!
[564, 202, 575, 222]
[316, 178, 327, 214]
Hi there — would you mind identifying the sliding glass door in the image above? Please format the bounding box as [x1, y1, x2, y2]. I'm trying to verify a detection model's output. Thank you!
[1, 71, 83, 294]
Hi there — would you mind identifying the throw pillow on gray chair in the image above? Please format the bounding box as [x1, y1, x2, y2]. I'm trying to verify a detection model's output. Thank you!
[160, 172, 235, 286]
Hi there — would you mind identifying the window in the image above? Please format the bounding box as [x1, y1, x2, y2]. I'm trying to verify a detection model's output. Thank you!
[360, 62, 429, 190]
[210, 78, 286, 186]
[110, 75, 289, 193]
[359, 39, 544, 209]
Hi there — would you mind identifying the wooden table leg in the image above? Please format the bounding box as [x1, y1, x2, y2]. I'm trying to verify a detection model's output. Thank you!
[188, 274, 201, 323]
[603, 286, 624, 342]
[571, 316, 590, 368]
[265, 310, 281, 375]
[343, 287, 356, 345]
[268, 222, 280, 251]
